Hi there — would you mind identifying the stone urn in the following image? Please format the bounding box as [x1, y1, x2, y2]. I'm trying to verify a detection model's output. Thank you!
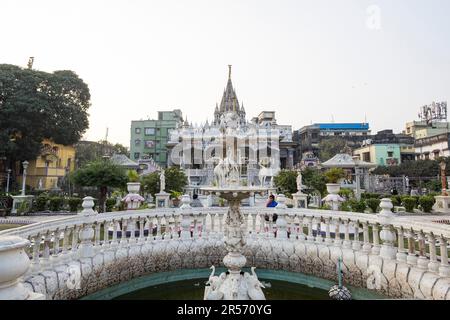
[127, 182, 141, 193]
[0, 236, 44, 300]
[326, 183, 341, 195]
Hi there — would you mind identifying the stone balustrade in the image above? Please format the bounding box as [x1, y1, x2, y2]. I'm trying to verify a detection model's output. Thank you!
[1, 196, 450, 300]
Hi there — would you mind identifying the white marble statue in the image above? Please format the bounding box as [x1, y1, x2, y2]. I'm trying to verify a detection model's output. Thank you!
[296, 170, 303, 192]
[160, 170, 165, 193]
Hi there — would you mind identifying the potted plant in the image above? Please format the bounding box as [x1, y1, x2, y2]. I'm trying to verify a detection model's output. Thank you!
[126, 170, 141, 193]
[324, 168, 345, 195]
[170, 190, 183, 207]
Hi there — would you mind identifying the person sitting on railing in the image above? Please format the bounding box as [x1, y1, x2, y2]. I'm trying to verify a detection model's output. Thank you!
[264, 194, 278, 223]
[191, 194, 203, 207]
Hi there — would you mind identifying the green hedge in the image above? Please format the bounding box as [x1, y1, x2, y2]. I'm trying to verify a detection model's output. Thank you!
[419, 196, 435, 213]
[49, 197, 64, 212]
[67, 197, 82, 212]
[35, 195, 49, 211]
[105, 198, 116, 212]
[401, 196, 416, 212]
[365, 198, 380, 213]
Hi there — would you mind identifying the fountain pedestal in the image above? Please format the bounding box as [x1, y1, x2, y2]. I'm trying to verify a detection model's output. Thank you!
[201, 186, 268, 300]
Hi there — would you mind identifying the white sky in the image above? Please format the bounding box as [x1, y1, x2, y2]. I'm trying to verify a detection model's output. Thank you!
[1, 0, 449, 146]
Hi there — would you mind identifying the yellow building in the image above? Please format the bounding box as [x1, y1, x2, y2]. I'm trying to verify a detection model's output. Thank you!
[16, 139, 76, 190]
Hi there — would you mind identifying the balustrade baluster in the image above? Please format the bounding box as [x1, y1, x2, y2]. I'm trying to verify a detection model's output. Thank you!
[417, 231, 428, 270]
[129, 218, 137, 242]
[406, 230, 418, 266]
[251, 213, 257, 235]
[156, 216, 162, 239]
[324, 217, 332, 244]
[103, 222, 109, 246]
[111, 220, 118, 245]
[259, 213, 264, 235]
[31, 234, 41, 271]
[352, 221, 361, 250]
[41, 232, 51, 268]
[290, 214, 298, 240]
[333, 219, 342, 246]
[120, 219, 128, 244]
[218, 213, 223, 235]
[362, 222, 371, 253]
[438, 236, 450, 277]
[371, 223, 380, 255]
[62, 227, 69, 256]
[343, 220, 351, 248]
[427, 233, 439, 273]
[94, 223, 101, 247]
[396, 227, 407, 262]
[71, 225, 78, 255]
[314, 218, 323, 243]
[298, 215, 306, 241]
[201, 213, 207, 237]
[139, 217, 145, 242]
[52, 229, 60, 259]
[306, 217, 314, 242]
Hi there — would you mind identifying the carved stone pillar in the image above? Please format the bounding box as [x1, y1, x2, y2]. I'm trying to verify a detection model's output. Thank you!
[377, 198, 397, 260]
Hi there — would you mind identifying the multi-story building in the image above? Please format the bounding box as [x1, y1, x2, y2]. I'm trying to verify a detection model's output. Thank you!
[404, 120, 450, 139]
[415, 132, 450, 160]
[15, 139, 75, 190]
[130, 110, 183, 167]
[294, 122, 371, 164]
[353, 130, 415, 166]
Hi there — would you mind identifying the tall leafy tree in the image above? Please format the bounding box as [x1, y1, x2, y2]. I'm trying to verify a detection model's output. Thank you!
[71, 160, 127, 212]
[274, 170, 298, 197]
[141, 167, 187, 198]
[0, 64, 90, 179]
[74, 140, 130, 168]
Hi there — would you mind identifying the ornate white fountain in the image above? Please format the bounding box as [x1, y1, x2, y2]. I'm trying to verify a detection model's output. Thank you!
[201, 144, 268, 300]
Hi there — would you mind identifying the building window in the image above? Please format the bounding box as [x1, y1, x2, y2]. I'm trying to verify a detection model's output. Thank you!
[135, 128, 141, 134]
[134, 152, 140, 159]
[144, 127, 155, 135]
[135, 139, 141, 146]
[387, 151, 394, 158]
[145, 140, 155, 148]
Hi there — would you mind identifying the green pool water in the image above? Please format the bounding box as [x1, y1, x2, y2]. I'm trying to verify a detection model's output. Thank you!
[83, 268, 384, 300]
[114, 278, 331, 300]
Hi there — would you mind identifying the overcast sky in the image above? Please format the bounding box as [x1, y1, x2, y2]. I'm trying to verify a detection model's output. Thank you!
[1, 0, 449, 146]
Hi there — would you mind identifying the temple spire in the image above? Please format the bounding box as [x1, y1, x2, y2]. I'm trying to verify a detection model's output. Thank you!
[228, 64, 232, 79]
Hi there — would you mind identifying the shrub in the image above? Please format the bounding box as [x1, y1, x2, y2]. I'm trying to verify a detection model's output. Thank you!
[419, 196, 435, 213]
[127, 170, 140, 182]
[402, 197, 416, 212]
[365, 198, 380, 213]
[49, 197, 64, 212]
[361, 193, 380, 200]
[67, 197, 82, 212]
[390, 196, 400, 207]
[105, 198, 116, 212]
[348, 199, 366, 213]
[340, 201, 352, 212]
[35, 195, 49, 211]
[338, 188, 353, 200]
[324, 168, 345, 183]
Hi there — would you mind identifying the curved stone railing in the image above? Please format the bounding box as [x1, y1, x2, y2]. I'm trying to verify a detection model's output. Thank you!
[1, 195, 450, 300]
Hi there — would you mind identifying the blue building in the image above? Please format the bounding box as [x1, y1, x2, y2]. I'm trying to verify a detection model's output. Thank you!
[294, 122, 371, 165]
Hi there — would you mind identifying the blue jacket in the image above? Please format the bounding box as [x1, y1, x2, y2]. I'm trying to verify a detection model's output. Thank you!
[266, 200, 278, 208]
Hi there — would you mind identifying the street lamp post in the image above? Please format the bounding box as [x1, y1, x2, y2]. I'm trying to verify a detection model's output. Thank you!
[5, 169, 11, 195]
[440, 161, 447, 196]
[21, 161, 29, 196]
